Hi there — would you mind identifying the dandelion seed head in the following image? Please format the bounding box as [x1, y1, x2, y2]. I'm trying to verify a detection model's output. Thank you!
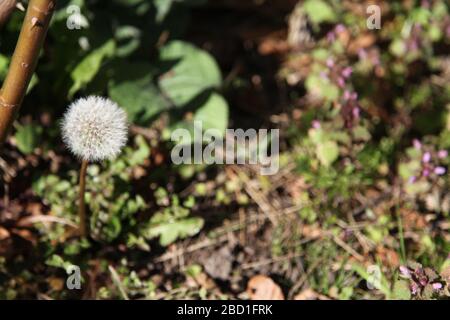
[62, 96, 128, 162]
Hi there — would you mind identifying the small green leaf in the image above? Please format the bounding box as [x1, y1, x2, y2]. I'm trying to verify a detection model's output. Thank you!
[352, 126, 371, 141]
[154, 0, 174, 22]
[146, 217, 204, 246]
[69, 40, 116, 97]
[305, 74, 339, 101]
[194, 93, 229, 135]
[390, 39, 407, 57]
[108, 62, 169, 124]
[303, 0, 336, 24]
[316, 141, 339, 167]
[15, 124, 43, 154]
[392, 280, 412, 300]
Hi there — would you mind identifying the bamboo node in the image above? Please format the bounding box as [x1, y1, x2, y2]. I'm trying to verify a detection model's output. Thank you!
[0, 97, 18, 108]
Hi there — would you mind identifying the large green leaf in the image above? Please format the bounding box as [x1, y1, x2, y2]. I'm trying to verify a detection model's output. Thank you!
[158, 41, 222, 107]
[145, 217, 204, 246]
[165, 93, 229, 142]
[108, 62, 170, 124]
[69, 40, 116, 97]
[194, 93, 229, 135]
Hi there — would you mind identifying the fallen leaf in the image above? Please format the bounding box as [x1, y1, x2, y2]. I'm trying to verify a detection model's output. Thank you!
[348, 34, 376, 54]
[202, 245, 233, 281]
[294, 288, 330, 300]
[48, 277, 65, 291]
[294, 288, 318, 300]
[0, 226, 10, 240]
[247, 275, 284, 300]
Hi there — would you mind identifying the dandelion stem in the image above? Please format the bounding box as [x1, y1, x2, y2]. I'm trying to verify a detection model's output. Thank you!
[78, 159, 88, 237]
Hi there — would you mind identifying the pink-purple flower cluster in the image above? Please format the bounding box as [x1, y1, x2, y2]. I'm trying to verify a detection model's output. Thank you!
[357, 48, 381, 67]
[324, 57, 353, 89]
[321, 52, 362, 128]
[407, 24, 424, 52]
[341, 90, 360, 128]
[409, 140, 447, 183]
[399, 264, 445, 297]
[326, 24, 346, 43]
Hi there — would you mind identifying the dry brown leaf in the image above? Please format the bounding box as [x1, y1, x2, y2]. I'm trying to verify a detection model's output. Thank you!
[11, 228, 36, 245]
[348, 34, 376, 55]
[258, 37, 290, 56]
[301, 223, 323, 239]
[247, 275, 284, 300]
[294, 288, 330, 300]
[440, 265, 450, 283]
[0, 226, 10, 240]
[47, 277, 65, 291]
[376, 246, 400, 268]
[294, 288, 318, 300]
[400, 208, 427, 230]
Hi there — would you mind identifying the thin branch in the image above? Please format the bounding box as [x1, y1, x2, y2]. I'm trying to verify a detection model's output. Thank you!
[0, 0, 56, 145]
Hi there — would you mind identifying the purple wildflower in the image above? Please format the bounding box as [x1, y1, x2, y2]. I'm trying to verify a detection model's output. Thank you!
[343, 90, 351, 101]
[432, 283, 443, 290]
[413, 139, 422, 150]
[408, 176, 417, 184]
[434, 166, 446, 176]
[327, 31, 336, 43]
[342, 67, 353, 79]
[399, 266, 411, 278]
[438, 150, 448, 159]
[352, 107, 360, 120]
[312, 120, 321, 129]
[335, 24, 345, 34]
[421, 0, 430, 8]
[326, 58, 334, 68]
[358, 48, 367, 60]
[422, 152, 431, 163]
[411, 282, 419, 295]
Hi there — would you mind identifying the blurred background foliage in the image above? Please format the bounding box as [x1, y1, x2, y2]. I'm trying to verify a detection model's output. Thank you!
[0, 0, 449, 300]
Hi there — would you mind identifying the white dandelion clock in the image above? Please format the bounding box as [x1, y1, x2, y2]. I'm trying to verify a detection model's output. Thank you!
[62, 96, 128, 162]
[61, 96, 128, 237]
